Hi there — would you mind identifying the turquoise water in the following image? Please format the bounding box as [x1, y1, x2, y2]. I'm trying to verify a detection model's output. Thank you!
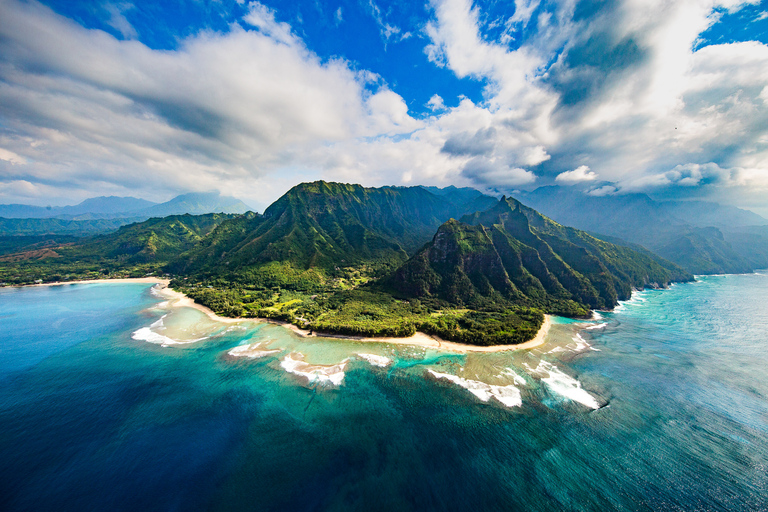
[1, 275, 767, 511]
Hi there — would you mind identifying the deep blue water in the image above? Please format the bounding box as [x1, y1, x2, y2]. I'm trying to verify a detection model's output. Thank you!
[1, 275, 767, 511]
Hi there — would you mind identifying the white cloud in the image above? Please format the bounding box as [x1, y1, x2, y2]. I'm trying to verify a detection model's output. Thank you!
[365, 0, 402, 43]
[0, 148, 26, 165]
[555, 165, 597, 184]
[419, 0, 768, 205]
[587, 185, 617, 197]
[104, 2, 137, 39]
[0, 0, 420, 207]
[508, 0, 541, 28]
[427, 94, 445, 111]
[242, 1, 295, 45]
[0, 0, 767, 211]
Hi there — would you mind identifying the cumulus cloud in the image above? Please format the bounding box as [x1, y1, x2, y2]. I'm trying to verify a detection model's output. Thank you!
[0, 0, 419, 205]
[426, 94, 446, 111]
[441, 127, 497, 157]
[555, 165, 597, 184]
[420, 0, 768, 206]
[0, 0, 767, 211]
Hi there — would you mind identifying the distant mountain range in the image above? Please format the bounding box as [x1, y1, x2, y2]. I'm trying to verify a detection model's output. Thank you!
[0, 181, 697, 345]
[0, 192, 252, 237]
[388, 196, 690, 317]
[0, 192, 252, 220]
[513, 186, 768, 274]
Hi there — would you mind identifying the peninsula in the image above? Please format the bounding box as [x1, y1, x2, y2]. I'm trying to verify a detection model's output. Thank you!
[0, 181, 693, 346]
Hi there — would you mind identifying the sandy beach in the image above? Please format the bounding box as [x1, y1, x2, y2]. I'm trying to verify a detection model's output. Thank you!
[259, 313, 553, 353]
[149, 282, 552, 352]
[18, 277, 552, 352]
[23, 277, 171, 287]
[151, 284, 247, 324]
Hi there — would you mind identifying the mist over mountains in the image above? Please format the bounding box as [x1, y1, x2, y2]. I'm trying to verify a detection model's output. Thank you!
[0, 192, 251, 220]
[514, 186, 768, 274]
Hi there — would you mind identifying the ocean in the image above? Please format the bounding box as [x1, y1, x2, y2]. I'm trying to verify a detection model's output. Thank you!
[1, 274, 767, 511]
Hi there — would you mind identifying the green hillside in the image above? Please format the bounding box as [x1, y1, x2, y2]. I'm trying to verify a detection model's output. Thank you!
[170, 181, 495, 287]
[1, 182, 695, 346]
[517, 186, 761, 274]
[387, 197, 692, 317]
[0, 213, 235, 284]
[173, 191, 691, 346]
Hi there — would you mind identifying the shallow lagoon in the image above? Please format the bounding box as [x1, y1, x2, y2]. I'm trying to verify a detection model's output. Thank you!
[1, 274, 767, 511]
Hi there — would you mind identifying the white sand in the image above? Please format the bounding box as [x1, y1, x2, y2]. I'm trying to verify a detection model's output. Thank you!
[152, 285, 246, 324]
[271, 314, 553, 354]
[22, 277, 553, 353]
[23, 277, 170, 287]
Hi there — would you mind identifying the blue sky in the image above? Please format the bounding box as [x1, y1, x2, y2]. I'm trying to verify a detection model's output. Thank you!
[0, 0, 767, 214]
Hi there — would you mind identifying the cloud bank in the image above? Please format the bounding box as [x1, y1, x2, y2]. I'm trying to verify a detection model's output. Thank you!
[0, 0, 766, 212]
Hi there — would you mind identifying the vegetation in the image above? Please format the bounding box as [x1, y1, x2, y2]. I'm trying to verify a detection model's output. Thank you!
[0, 213, 236, 285]
[176, 284, 543, 346]
[0, 182, 695, 346]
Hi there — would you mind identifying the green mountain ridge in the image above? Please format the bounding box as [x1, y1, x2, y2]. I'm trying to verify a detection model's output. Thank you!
[171, 181, 497, 286]
[515, 186, 764, 274]
[0, 214, 236, 283]
[1, 182, 698, 346]
[388, 197, 691, 317]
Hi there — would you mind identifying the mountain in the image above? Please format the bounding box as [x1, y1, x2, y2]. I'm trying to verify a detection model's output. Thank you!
[0, 217, 143, 236]
[659, 201, 768, 228]
[420, 185, 498, 215]
[0, 192, 250, 222]
[140, 192, 251, 217]
[1, 181, 695, 346]
[68, 213, 237, 264]
[61, 196, 157, 216]
[0, 214, 236, 284]
[722, 225, 768, 270]
[171, 181, 498, 285]
[387, 197, 692, 316]
[653, 227, 752, 274]
[0, 196, 155, 219]
[515, 186, 763, 274]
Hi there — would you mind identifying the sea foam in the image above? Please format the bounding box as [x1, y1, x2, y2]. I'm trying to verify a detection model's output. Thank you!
[357, 353, 392, 367]
[228, 343, 281, 359]
[524, 361, 600, 409]
[131, 315, 208, 347]
[501, 368, 527, 386]
[280, 353, 348, 386]
[427, 370, 522, 408]
[130, 327, 206, 347]
[567, 332, 600, 352]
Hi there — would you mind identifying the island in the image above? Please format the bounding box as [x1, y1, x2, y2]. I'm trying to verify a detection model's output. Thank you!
[0, 181, 693, 346]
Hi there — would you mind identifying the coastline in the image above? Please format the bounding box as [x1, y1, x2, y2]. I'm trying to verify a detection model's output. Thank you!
[253, 312, 553, 354]
[16, 277, 553, 353]
[154, 285, 245, 324]
[15, 277, 171, 288]
[153, 284, 552, 352]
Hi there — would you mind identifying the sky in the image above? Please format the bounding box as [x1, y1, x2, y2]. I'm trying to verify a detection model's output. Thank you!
[0, 0, 767, 214]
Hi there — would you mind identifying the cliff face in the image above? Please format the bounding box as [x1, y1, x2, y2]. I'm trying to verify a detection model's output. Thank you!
[389, 198, 693, 316]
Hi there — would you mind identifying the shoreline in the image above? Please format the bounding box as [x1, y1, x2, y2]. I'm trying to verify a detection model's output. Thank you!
[248, 313, 553, 354]
[153, 283, 553, 352]
[153, 285, 246, 324]
[13, 277, 171, 288]
[15, 277, 553, 353]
